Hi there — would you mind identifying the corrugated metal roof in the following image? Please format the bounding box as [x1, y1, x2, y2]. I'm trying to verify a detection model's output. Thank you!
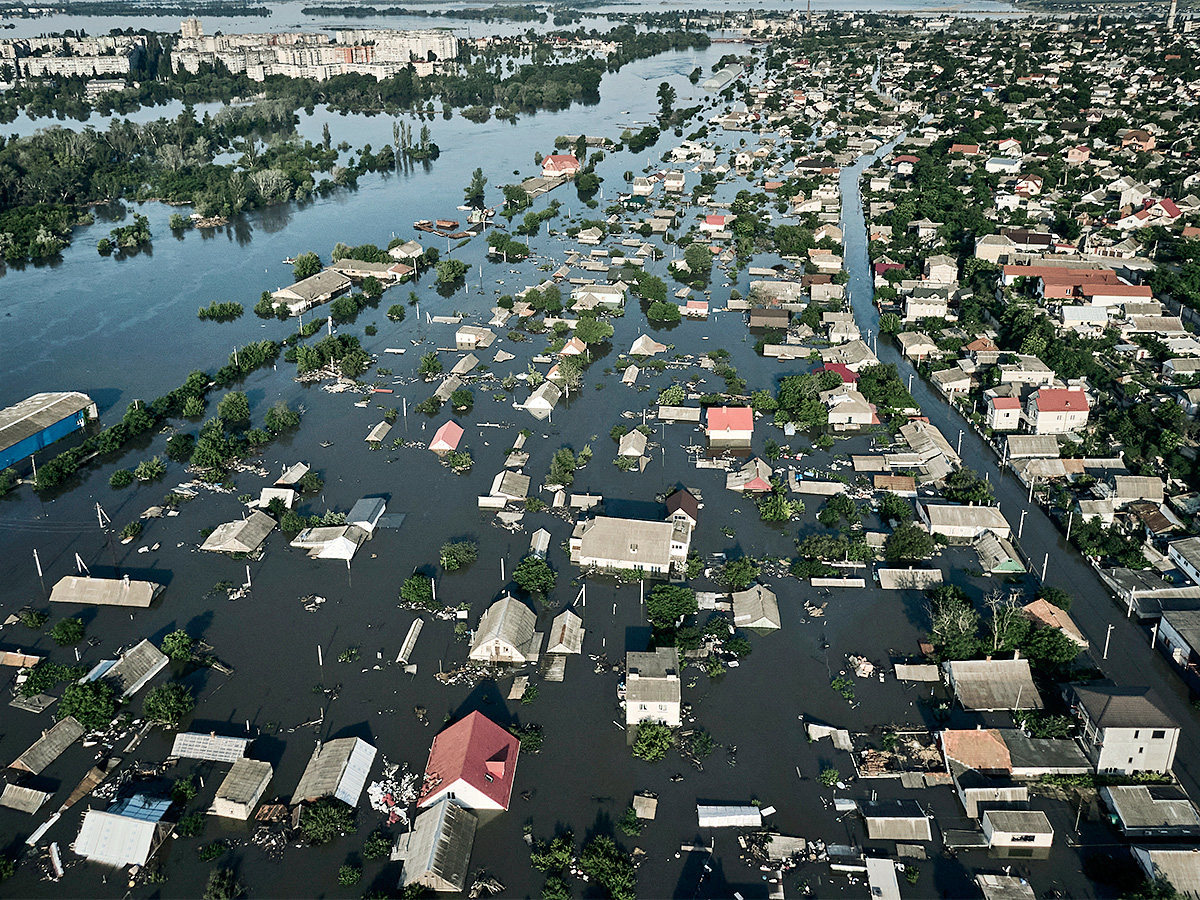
[213, 759, 273, 814]
[200, 510, 275, 554]
[400, 797, 477, 892]
[697, 804, 762, 828]
[0, 392, 94, 455]
[91, 639, 167, 698]
[170, 732, 250, 762]
[292, 737, 376, 806]
[0, 783, 50, 814]
[946, 659, 1042, 711]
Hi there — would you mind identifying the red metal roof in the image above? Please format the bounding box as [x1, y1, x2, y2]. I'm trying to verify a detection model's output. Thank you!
[418, 711, 520, 810]
[990, 397, 1021, 410]
[707, 406, 753, 433]
[1034, 388, 1089, 413]
[543, 154, 579, 171]
[820, 363, 859, 383]
[704, 214, 727, 226]
[430, 420, 464, 452]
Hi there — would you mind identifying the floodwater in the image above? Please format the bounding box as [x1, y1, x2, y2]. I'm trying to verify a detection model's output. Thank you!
[0, 41, 1153, 900]
[0, 0, 1024, 42]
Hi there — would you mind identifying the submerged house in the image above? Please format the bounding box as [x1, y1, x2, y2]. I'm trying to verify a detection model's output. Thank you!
[625, 647, 681, 728]
[211, 759, 274, 820]
[81, 638, 167, 699]
[396, 798, 478, 893]
[731, 585, 781, 630]
[417, 711, 520, 811]
[74, 795, 174, 868]
[468, 596, 541, 664]
[200, 510, 276, 555]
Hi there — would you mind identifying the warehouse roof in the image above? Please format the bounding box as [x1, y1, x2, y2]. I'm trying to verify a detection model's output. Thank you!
[946, 659, 1042, 711]
[0, 392, 94, 454]
[49, 575, 161, 608]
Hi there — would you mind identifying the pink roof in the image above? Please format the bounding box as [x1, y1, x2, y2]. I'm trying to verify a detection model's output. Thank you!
[686, 299, 709, 310]
[705, 214, 726, 226]
[418, 711, 520, 810]
[707, 406, 754, 433]
[560, 337, 586, 355]
[990, 397, 1021, 410]
[430, 420, 464, 452]
[1034, 388, 1089, 413]
[874, 262, 904, 275]
[743, 477, 772, 492]
[892, 154, 919, 164]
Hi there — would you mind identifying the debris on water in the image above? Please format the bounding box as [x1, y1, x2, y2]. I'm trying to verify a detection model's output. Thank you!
[848, 655, 875, 678]
[367, 761, 418, 826]
[414, 706, 429, 725]
[250, 825, 289, 860]
[301, 594, 327, 612]
[468, 874, 505, 898]
[435, 664, 492, 686]
[804, 600, 826, 617]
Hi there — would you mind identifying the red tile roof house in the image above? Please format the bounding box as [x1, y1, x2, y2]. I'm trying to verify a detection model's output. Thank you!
[707, 406, 754, 448]
[541, 154, 580, 178]
[1025, 388, 1089, 435]
[700, 214, 728, 233]
[417, 711, 520, 811]
[819, 363, 859, 384]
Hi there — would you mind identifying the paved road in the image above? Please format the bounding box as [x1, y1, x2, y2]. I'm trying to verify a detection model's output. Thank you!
[838, 149, 1200, 802]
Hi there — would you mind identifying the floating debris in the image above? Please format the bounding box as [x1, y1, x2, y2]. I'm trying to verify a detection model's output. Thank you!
[367, 761, 418, 827]
[300, 594, 327, 613]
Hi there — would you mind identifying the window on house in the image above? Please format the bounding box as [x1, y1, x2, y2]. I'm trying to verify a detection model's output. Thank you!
[1012, 834, 1036, 843]
[1153, 730, 1166, 739]
[484, 773, 494, 783]
[639, 703, 647, 710]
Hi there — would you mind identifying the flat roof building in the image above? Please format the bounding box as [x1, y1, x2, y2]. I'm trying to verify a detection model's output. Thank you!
[211, 759, 273, 820]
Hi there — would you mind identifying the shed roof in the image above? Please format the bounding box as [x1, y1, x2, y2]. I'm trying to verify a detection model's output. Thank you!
[1005, 435, 1060, 459]
[0, 783, 50, 814]
[0, 392, 94, 455]
[10, 716, 85, 773]
[547, 609, 585, 654]
[1104, 785, 1200, 831]
[214, 758, 273, 811]
[941, 729, 1012, 773]
[49, 575, 161, 608]
[75, 797, 171, 867]
[984, 809, 1053, 834]
[860, 800, 933, 841]
[976, 874, 1037, 900]
[1134, 846, 1200, 895]
[291, 737, 376, 806]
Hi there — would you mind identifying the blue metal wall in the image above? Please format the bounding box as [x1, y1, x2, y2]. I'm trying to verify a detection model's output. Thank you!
[0, 411, 89, 470]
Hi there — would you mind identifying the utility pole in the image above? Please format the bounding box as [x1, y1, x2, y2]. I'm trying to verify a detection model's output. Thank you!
[1019, 510, 1027, 540]
[957, 430, 963, 456]
[1103, 623, 1114, 660]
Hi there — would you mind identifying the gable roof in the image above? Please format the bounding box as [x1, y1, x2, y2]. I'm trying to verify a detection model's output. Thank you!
[400, 797, 478, 892]
[470, 595, 539, 661]
[292, 737, 376, 806]
[430, 420, 464, 452]
[941, 728, 1012, 773]
[200, 510, 276, 554]
[946, 659, 1042, 710]
[665, 488, 700, 523]
[707, 406, 753, 433]
[418, 711, 520, 810]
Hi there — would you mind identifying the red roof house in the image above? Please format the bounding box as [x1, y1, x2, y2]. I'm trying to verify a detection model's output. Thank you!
[417, 711, 520, 811]
[541, 154, 580, 178]
[706, 406, 753, 447]
[429, 420, 464, 454]
[701, 214, 727, 232]
[819, 363, 859, 384]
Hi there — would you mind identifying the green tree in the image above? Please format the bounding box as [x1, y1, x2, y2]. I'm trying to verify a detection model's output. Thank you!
[51, 617, 85, 646]
[884, 522, 934, 562]
[57, 681, 116, 729]
[338, 865, 361, 886]
[514, 556, 556, 597]
[464, 167, 488, 208]
[418, 352, 443, 378]
[144, 682, 195, 728]
[657, 384, 686, 405]
[134, 456, 167, 481]
[647, 300, 681, 323]
[879, 312, 902, 333]
[203, 867, 242, 900]
[941, 468, 995, 505]
[440, 540, 479, 571]
[646, 584, 697, 628]
[217, 391, 250, 423]
[574, 316, 614, 345]
[302, 798, 357, 844]
[878, 492, 913, 523]
[579, 836, 637, 900]
[387, 304, 407, 321]
[263, 400, 301, 434]
[293, 252, 322, 281]
[161, 629, 194, 661]
[723, 557, 759, 590]
[400, 573, 438, 608]
[632, 721, 674, 761]
[436, 258, 469, 284]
